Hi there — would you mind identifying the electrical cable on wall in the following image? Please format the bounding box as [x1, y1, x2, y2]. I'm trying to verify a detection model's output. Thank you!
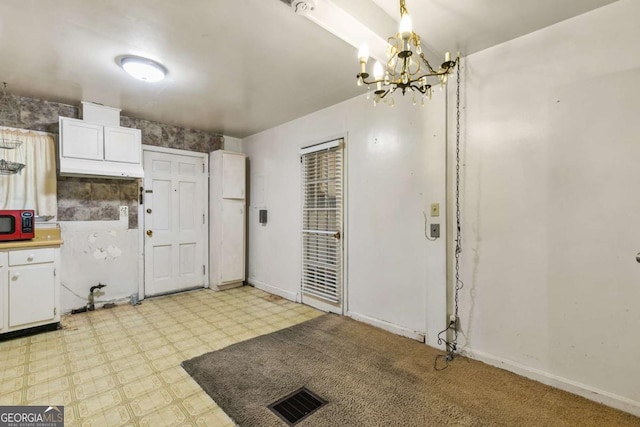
[435, 57, 464, 371]
[423, 212, 436, 241]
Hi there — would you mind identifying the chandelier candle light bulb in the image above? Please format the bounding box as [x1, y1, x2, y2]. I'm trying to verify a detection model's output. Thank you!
[399, 14, 412, 52]
[358, 44, 369, 72]
[373, 62, 384, 92]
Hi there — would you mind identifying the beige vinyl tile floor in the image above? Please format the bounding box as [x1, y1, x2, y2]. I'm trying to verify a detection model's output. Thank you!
[0, 286, 322, 426]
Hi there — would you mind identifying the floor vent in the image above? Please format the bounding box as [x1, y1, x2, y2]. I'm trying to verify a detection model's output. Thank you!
[268, 387, 326, 426]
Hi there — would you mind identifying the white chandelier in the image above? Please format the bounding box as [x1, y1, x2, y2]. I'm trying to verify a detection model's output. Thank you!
[356, 0, 459, 106]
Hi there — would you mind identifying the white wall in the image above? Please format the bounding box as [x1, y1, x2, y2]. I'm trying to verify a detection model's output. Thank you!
[223, 136, 243, 153]
[456, 0, 640, 415]
[60, 219, 138, 312]
[243, 92, 448, 342]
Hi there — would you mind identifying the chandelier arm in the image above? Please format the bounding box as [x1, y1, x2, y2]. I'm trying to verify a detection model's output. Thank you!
[359, 77, 387, 86]
[410, 84, 428, 95]
[416, 71, 450, 78]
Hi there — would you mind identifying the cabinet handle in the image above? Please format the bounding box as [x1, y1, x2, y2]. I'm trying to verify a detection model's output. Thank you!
[27, 254, 35, 261]
[12, 272, 20, 280]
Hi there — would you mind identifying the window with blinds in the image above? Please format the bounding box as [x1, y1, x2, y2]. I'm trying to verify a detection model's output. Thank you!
[301, 139, 343, 305]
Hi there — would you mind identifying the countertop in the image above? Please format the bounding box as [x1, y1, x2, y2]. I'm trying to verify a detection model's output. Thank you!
[0, 225, 63, 250]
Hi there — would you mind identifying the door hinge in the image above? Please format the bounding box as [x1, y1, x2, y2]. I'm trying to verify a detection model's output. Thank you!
[54, 308, 57, 316]
[203, 213, 205, 224]
[53, 268, 56, 277]
[203, 265, 206, 275]
[203, 163, 205, 173]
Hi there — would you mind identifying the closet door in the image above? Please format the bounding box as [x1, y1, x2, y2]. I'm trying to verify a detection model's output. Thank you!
[222, 153, 246, 199]
[220, 199, 245, 283]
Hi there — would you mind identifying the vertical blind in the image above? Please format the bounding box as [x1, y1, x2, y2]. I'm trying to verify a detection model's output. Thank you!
[301, 140, 342, 304]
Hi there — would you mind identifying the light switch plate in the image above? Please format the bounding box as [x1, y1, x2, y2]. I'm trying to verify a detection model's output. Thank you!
[430, 203, 440, 217]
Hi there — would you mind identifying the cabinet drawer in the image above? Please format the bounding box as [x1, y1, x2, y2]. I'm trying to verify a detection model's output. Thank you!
[9, 248, 55, 266]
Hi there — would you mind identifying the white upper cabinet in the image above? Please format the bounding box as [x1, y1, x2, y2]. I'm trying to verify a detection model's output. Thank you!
[59, 116, 143, 179]
[61, 120, 104, 160]
[104, 126, 141, 164]
[222, 152, 246, 199]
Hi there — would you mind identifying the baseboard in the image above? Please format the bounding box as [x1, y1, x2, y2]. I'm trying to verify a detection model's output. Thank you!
[347, 311, 425, 342]
[463, 347, 640, 417]
[247, 278, 300, 303]
[212, 281, 243, 291]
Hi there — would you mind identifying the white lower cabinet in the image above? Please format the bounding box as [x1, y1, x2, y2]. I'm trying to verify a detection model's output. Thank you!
[9, 264, 56, 327]
[1, 247, 60, 335]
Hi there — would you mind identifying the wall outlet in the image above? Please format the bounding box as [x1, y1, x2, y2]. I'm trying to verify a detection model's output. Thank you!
[430, 223, 440, 238]
[119, 206, 129, 219]
[449, 315, 460, 331]
[430, 203, 440, 217]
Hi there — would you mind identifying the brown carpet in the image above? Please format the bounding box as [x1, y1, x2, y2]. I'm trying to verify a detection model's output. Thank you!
[182, 314, 640, 426]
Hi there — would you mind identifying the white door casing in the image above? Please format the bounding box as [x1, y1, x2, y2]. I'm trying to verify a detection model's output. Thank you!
[143, 148, 207, 297]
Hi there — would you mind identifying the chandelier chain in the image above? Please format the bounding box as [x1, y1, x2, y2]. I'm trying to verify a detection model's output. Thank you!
[435, 58, 463, 371]
[418, 52, 438, 75]
[454, 56, 463, 349]
[399, 0, 408, 16]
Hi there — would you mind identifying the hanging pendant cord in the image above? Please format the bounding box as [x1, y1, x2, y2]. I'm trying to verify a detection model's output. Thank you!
[435, 58, 464, 371]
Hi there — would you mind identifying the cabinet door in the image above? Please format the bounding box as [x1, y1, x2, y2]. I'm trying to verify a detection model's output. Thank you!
[104, 126, 141, 164]
[220, 199, 245, 283]
[222, 153, 246, 199]
[61, 118, 104, 160]
[8, 264, 55, 328]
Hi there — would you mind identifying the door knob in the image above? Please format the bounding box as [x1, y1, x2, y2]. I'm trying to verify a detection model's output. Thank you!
[146, 209, 152, 214]
[636, 253, 640, 263]
[333, 231, 341, 240]
[146, 230, 153, 237]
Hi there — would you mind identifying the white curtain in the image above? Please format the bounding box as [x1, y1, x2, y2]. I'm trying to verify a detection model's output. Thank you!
[0, 127, 57, 217]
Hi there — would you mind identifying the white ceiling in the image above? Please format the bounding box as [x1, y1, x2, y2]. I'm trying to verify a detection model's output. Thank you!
[0, 0, 616, 138]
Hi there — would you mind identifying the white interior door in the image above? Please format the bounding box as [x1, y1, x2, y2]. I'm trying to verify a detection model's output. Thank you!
[301, 139, 344, 314]
[143, 150, 207, 297]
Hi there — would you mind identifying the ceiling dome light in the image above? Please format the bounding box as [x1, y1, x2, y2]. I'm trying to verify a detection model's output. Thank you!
[119, 56, 167, 82]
